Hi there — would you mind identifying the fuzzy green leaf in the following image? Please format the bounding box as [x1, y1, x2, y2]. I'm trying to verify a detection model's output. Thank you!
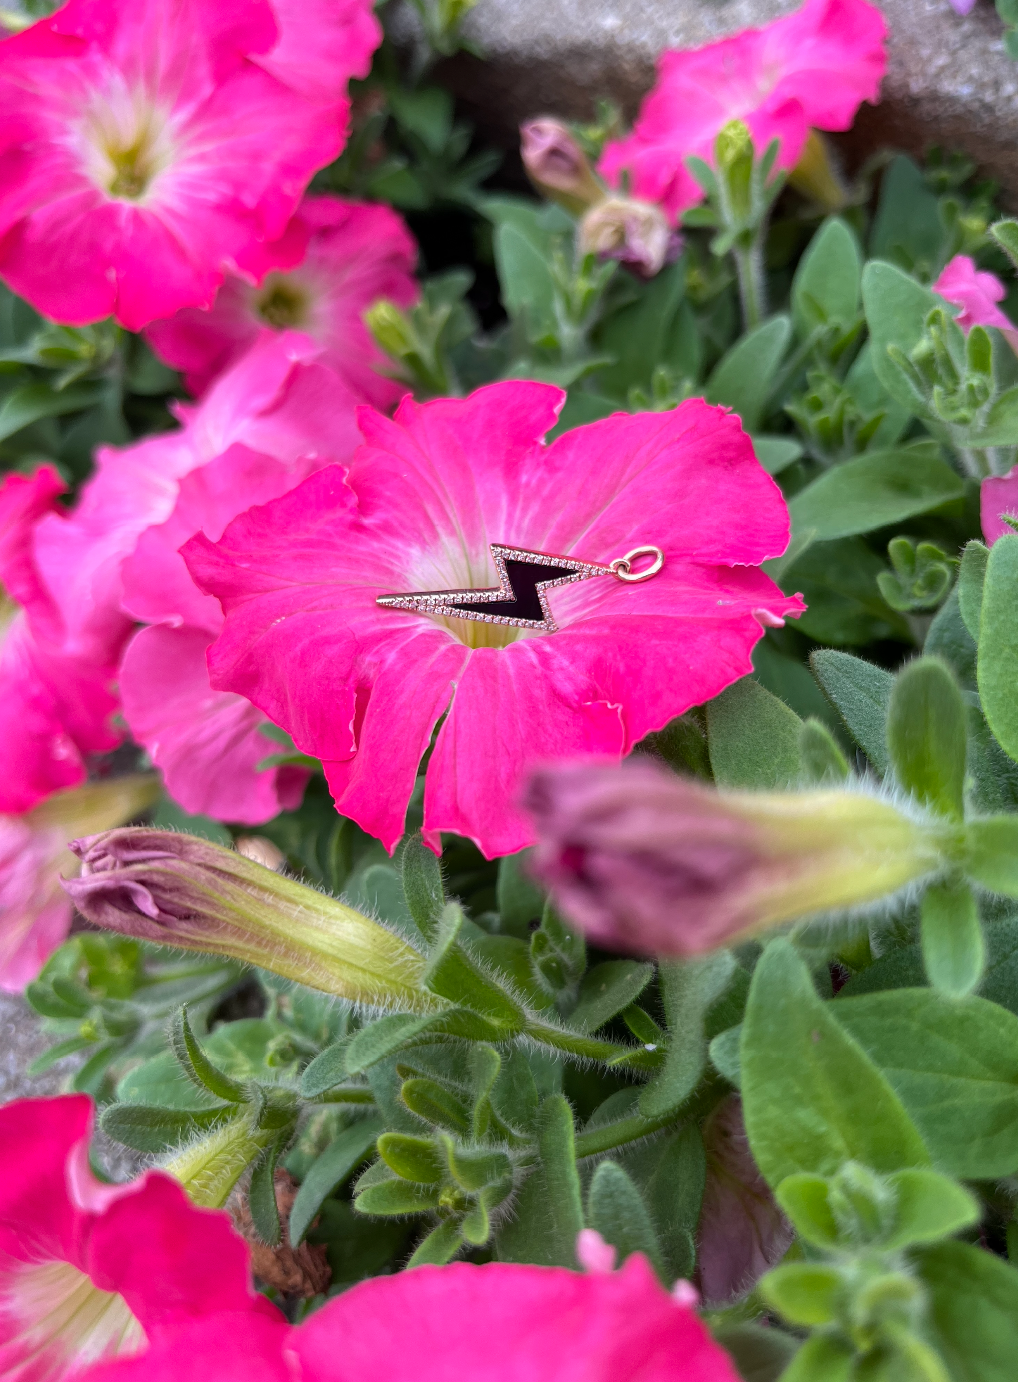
[810, 650, 894, 770]
[741, 941, 929, 1186]
[834, 988, 1018, 1178]
[289, 1117, 384, 1245]
[886, 657, 967, 818]
[587, 1160, 665, 1279]
[706, 676, 803, 788]
[977, 534, 1018, 764]
[494, 1095, 582, 1267]
[787, 444, 963, 541]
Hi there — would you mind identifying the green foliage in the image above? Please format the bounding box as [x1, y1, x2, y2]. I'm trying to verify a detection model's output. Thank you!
[22, 66, 1018, 1371]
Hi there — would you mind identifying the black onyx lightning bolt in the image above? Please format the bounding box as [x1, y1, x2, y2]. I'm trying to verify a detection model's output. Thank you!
[376, 544, 615, 633]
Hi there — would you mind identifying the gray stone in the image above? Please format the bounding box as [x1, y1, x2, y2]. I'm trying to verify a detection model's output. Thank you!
[0, 990, 142, 1180]
[428, 0, 1018, 201]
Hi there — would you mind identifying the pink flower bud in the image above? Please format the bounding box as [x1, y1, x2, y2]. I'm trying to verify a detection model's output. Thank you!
[578, 197, 680, 279]
[525, 760, 946, 956]
[64, 828, 440, 1012]
[519, 119, 603, 212]
[576, 1228, 618, 1274]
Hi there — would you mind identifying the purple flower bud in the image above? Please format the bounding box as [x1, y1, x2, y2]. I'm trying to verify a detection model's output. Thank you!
[519, 119, 603, 212]
[525, 760, 946, 956]
[578, 197, 680, 279]
[64, 828, 440, 1012]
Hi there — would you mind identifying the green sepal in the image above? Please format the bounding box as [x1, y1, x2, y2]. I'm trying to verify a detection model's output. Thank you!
[776, 1173, 840, 1247]
[401, 1077, 472, 1133]
[248, 1136, 284, 1246]
[354, 1178, 441, 1216]
[958, 540, 988, 642]
[407, 1219, 464, 1267]
[964, 816, 1018, 896]
[401, 831, 445, 944]
[439, 1137, 512, 1192]
[883, 1168, 980, 1250]
[779, 1334, 855, 1382]
[977, 534, 1018, 764]
[423, 903, 526, 1028]
[759, 1263, 841, 1326]
[376, 1133, 446, 1184]
[171, 1005, 248, 1104]
[921, 879, 985, 998]
[100, 1101, 233, 1154]
[886, 657, 967, 818]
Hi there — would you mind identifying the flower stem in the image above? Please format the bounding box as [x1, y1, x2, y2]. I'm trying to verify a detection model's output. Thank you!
[573, 1108, 682, 1160]
[733, 236, 767, 330]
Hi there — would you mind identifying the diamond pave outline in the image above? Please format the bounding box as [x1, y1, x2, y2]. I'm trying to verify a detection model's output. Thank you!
[375, 543, 614, 633]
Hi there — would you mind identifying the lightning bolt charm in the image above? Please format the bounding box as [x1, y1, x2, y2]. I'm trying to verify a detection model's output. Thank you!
[377, 544, 620, 633]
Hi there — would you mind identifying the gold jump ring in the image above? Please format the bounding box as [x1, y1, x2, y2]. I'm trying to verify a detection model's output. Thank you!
[610, 545, 664, 583]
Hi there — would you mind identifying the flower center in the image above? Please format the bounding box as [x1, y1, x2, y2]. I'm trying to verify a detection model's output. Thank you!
[80, 86, 174, 203]
[256, 276, 310, 330]
[7, 1259, 146, 1375]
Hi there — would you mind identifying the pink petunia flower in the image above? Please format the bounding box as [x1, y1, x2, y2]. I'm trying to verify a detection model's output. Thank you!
[933, 255, 1017, 336]
[182, 382, 803, 857]
[0, 776, 156, 992]
[598, 0, 887, 222]
[0, 1094, 282, 1379]
[0, 467, 123, 814]
[981, 467, 1018, 545]
[89, 1253, 741, 1382]
[146, 196, 419, 406]
[48, 331, 363, 824]
[0, 0, 380, 330]
[118, 444, 328, 823]
[947, 0, 978, 13]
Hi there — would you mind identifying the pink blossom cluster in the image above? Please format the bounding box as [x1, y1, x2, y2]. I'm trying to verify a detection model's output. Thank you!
[0, 0, 811, 988]
[0, 1094, 742, 1382]
[598, 0, 888, 222]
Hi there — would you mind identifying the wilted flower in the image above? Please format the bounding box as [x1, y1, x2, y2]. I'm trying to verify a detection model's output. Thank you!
[84, 1254, 741, 1382]
[526, 759, 947, 955]
[64, 828, 439, 1012]
[0, 468, 124, 815]
[182, 382, 802, 858]
[1, 775, 157, 992]
[146, 196, 419, 405]
[578, 197, 678, 278]
[0, 0, 380, 329]
[934, 255, 1018, 347]
[0, 1094, 280, 1381]
[519, 120, 604, 213]
[598, 0, 887, 222]
[696, 1096, 793, 1307]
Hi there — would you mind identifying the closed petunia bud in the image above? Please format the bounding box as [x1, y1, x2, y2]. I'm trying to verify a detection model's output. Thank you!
[63, 828, 440, 1013]
[578, 196, 679, 278]
[525, 761, 949, 955]
[519, 119, 603, 213]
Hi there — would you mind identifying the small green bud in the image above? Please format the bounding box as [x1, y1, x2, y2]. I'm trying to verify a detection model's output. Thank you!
[714, 119, 753, 174]
[365, 299, 416, 360]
